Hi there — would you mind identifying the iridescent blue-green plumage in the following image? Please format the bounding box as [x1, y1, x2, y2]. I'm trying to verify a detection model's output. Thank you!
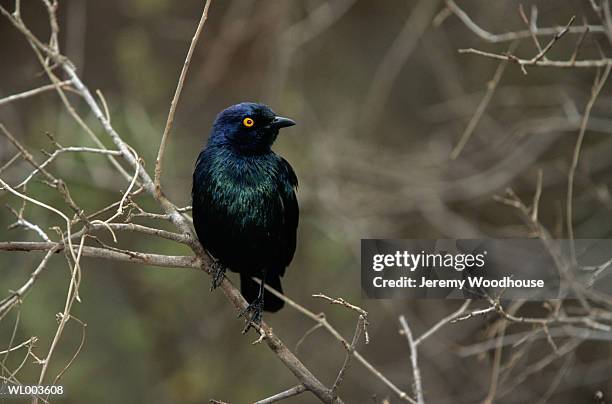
[192, 103, 298, 316]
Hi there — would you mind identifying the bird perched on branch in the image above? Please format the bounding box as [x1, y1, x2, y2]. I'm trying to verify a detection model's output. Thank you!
[192, 102, 298, 332]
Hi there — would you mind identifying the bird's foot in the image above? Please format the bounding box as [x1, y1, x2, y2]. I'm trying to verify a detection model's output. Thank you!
[238, 297, 264, 334]
[209, 260, 226, 291]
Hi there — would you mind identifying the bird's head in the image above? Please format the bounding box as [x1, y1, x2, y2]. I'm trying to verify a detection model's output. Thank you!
[209, 102, 296, 154]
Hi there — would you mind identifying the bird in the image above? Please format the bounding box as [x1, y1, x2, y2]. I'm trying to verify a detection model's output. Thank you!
[192, 102, 298, 332]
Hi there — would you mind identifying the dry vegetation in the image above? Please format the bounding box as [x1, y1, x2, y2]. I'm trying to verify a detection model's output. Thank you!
[1, 1, 612, 403]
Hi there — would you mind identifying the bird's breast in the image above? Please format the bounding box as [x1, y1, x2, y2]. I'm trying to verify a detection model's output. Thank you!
[198, 152, 283, 230]
[192, 148, 294, 271]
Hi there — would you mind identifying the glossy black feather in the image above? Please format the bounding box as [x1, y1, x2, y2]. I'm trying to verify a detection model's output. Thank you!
[192, 103, 298, 312]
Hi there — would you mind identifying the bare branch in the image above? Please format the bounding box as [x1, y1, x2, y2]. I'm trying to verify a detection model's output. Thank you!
[518, 4, 544, 55]
[331, 316, 366, 396]
[7, 205, 51, 242]
[445, 0, 602, 43]
[254, 384, 307, 404]
[450, 53, 509, 159]
[398, 315, 424, 404]
[567, 65, 612, 262]
[312, 293, 368, 318]
[458, 48, 612, 68]
[264, 285, 416, 403]
[154, 0, 213, 197]
[0, 241, 200, 269]
[14, 146, 122, 189]
[0, 80, 72, 106]
[88, 222, 192, 245]
[414, 300, 471, 346]
[531, 169, 543, 222]
[0, 152, 21, 175]
[0, 248, 57, 319]
[529, 16, 575, 64]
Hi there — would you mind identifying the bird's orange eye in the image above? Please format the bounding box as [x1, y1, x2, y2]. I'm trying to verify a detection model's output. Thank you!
[243, 117, 255, 127]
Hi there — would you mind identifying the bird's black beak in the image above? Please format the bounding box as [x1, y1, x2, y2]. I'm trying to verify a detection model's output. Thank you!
[271, 116, 296, 129]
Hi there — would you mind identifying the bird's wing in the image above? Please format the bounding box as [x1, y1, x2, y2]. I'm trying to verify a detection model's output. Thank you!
[278, 157, 299, 274]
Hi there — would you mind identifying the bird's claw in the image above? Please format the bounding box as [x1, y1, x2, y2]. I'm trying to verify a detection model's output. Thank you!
[210, 261, 226, 291]
[238, 297, 264, 334]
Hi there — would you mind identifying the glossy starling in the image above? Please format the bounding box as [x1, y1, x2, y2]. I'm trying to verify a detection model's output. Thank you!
[192, 102, 298, 331]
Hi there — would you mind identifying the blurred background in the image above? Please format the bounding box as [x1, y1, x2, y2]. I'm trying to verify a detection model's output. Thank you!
[1, 0, 612, 402]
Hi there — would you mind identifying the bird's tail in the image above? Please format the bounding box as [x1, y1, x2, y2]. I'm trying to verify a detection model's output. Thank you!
[240, 273, 285, 312]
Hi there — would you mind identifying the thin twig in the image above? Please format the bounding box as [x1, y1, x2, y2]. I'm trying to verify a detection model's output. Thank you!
[0, 80, 72, 106]
[254, 384, 307, 404]
[532, 169, 543, 222]
[570, 24, 590, 65]
[523, 5, 544, 54]
[398, 315, 424, 404]
[331, 316, 365, 396]
[567, 65, 612, 263]
[0, 248, 56, 320]
[0, 241, 200, 269]
[482, 319, 507, 404]
[445, 0, 602, 43]
[528, 16, 575, 64]
[154, 0, 213, 197]
[263, 284, 416, 403]
[312, 293, 368, 317]
[450, 52, 509, 159]
[459, 47, 612, 68]
[414, 300, 471, 346]
[0, 338, 37, 356]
